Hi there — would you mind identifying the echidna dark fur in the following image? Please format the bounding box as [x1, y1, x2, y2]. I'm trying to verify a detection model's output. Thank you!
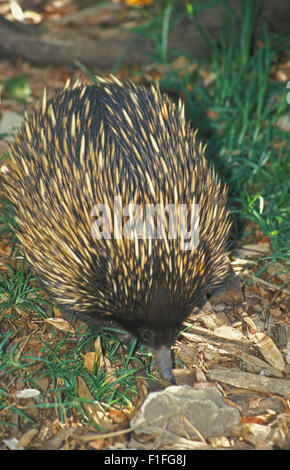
[4, 77, 231, 383]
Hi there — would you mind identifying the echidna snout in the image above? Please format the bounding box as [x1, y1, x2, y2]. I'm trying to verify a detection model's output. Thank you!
[137, 321, 179, 383]
[4, 78, 231, 383]
[152, 346, 175, 384]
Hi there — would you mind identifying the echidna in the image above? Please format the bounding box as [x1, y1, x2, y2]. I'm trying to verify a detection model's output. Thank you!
[4, 77, 231, 383]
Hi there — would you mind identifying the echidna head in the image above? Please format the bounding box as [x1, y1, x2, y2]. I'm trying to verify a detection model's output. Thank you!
[122, 284, 189, 383]
[137, 325, 179, 384]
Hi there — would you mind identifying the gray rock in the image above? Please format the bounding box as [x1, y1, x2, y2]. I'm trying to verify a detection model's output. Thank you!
[130, 386, 240, 439]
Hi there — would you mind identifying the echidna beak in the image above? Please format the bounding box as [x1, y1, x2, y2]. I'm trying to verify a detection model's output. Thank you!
[153, 345, 176, 384]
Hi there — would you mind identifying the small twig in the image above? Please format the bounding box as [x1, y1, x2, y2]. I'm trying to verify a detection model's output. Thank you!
[247, 274, 290, 296]
[249, 293, 270, 304]
[182, 416, 207, 443]
[78, 426, 135, 442]
[268, 286, 285, 308]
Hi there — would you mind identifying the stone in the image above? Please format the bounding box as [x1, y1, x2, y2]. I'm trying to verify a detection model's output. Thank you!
[130, 386, 240, 439]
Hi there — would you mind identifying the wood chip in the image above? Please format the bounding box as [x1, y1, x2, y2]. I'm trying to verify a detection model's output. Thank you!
[239, 310, 285, 371]
[231, 422, 281, 448]
[207, 368, 290, 397]
[181, 323, 252, 354]
[236, 352, 283, 378]
[234, 244, 270, 259]
[18, 429, 39, 448]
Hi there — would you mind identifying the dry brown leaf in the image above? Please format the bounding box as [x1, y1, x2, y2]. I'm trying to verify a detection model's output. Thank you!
[52, 306, 64, 318]
[94, 336, 102, 354]
[45, 317, 75, 333]
[240, 411, 276, 424]
[84, 352, 99, 372]
[104, 364, 118, 384]
[108, 408, 128, 424]
[94, 336, 106, 368]
[94, 336, 117, 382]
[84, 341, 106, 369]
[77, 377, 114, 430]
[251, 331, 285, 371]
[84, 336, 117, 384]
[239, 311, 285, 371]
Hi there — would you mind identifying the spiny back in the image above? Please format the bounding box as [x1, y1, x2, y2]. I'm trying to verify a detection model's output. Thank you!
[5, 79, 231, 350]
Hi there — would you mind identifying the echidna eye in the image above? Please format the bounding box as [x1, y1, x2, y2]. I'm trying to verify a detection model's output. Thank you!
[140, 328, 153, 344]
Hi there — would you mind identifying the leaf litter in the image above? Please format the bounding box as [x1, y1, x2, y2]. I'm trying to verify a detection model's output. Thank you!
[0, 42, 289, 450]
[2, 242, 289, 450]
